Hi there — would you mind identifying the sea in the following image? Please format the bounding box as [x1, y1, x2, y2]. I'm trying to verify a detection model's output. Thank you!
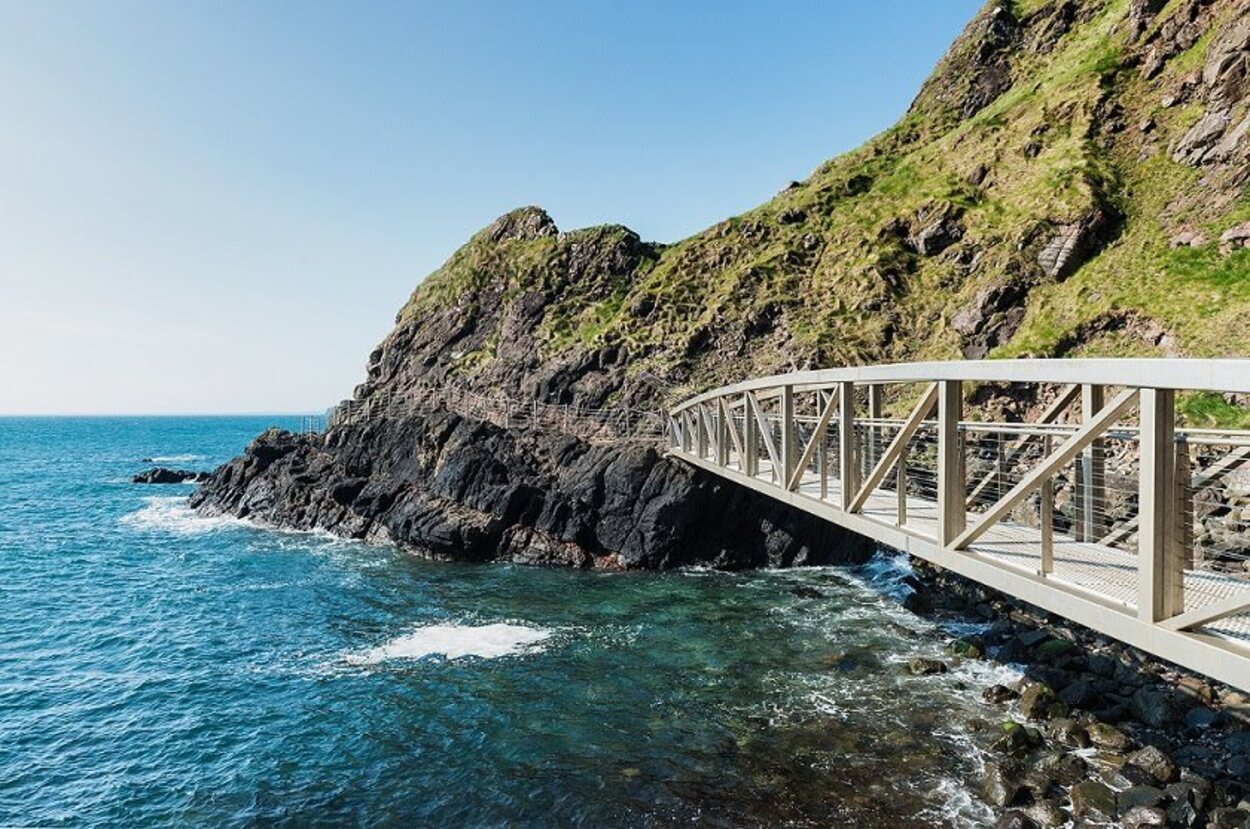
[0, 416, 1023, 827]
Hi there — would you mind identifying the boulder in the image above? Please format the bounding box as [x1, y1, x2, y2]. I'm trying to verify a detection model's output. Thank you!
[1019, 683, 1066, 720]
[1023, 799, 1067, 828]
[1130, 688, 1174, 728]
[982, 761, 1025, 807]
[1069, 779, 1117, 820]
[132, 467, 210, 484]
[1127, 744, 1178, 784]
[1220, 222, 1250, 253]
[984, 684, 1021, 704]
[1086, 721, 1132, 750]
[994, 810, 1036, 829]
[908, 657, 949, 675]
[1121, 805, 1168, 827]
[1118, 784, 1167, 813]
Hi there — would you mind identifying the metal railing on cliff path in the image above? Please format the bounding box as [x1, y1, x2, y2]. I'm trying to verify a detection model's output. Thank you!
[665, 358, 1250, 692]
[318, 383, 667, 443]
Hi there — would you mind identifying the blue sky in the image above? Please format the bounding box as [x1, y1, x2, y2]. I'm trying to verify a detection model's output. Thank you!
[0, 0, 982, 414]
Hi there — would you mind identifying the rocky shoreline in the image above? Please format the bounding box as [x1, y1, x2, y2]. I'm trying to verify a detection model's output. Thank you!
[189, 411, 876, 571]
[905, 559, 1250, 828]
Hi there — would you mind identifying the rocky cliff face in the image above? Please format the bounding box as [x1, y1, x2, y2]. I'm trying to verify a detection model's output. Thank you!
[195, 0, 1250, 566]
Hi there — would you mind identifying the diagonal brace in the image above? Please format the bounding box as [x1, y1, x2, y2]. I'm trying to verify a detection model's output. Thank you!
[950, 387, 1140, 551]
[847, 383, 938, 513]
[786, 389, 840, 491]
[747, 392, 781, 476]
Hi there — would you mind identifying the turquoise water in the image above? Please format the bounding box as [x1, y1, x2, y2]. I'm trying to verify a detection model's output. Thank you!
[0, 417, 1018, 827]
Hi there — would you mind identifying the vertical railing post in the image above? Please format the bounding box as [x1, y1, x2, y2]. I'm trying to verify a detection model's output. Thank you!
[938, 380, 965, 547]
[896, 461, 907, 526]
[818, 391, 829, 500]
[695, 405, 708, 459]
[716, 399, 730, 467]
[1139, 387, 1178, 622]
[839, 382, 857, 511]
[781, 385, 796, 490]
[743, 392, 758, 477]
[1078, 384, 1106, 541]
[1173, 435, 1192, 604]
[1040, 434, 1054, 575]
[867, 384, 883, 477]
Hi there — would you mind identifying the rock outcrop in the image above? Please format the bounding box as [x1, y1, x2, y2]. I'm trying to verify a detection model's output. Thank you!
[191, 417, 874, 570]
[133, 468, 209, 484]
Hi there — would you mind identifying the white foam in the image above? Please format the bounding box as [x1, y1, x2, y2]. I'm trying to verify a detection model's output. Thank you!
[144, 453, 206, 463]
[120, 496, 246, 535]
[346, 622, 554, 665]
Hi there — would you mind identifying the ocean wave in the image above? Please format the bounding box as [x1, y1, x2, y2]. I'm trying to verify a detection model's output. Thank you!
[142, 453, 206, 463]
[120, 496, 247, 535]
[344, 622, 554, 665]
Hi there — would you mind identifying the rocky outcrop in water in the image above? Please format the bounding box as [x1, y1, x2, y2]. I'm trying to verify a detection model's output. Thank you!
[133, 468, 209, 484]
[191, 414, 874, 570]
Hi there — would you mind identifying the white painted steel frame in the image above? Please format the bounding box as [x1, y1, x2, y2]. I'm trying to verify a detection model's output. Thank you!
[666, 359, 1250, 691]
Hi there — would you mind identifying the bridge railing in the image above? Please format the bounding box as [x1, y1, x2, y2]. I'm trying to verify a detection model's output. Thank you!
[665, 360, 1250, 676]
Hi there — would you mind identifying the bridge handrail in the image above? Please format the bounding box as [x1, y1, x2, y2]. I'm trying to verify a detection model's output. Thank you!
[669, 359, 1250, 415]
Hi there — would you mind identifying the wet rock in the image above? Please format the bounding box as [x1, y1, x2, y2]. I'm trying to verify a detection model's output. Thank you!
[982, 761, 1025, 807]
[992, 720, 1044, 755]
[1058, 679, 1099, 709]
[1131, 688, 1174, 728]
[1119, 784, 1167, 813]
[1167, 798, 1200, 827]
[1209, 806, 1250, 827]
[1169, 776, 1212, 812]
[995, 810, 1036, 829]
[1019, 683, 1066, 720]
[950, 636, 985, 658]
[1087, 721, 1133, 751]
[1023, 799, 1067, 828]
[984, 684, 1020, 704]
[1128, 744, 1179, 784]
[133, 467, 209, 484]
[1121, 804, 1168, 827]
[1069, 779, 1117, 820]
[1045, 717, 1090, 748]
[908, 657, 948, 675]
[1185, 705, 1215, 730]
[1033, 750, 1087, 785]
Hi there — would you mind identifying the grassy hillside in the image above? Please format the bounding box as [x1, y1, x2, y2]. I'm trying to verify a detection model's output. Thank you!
[373, 0, 1250, 423]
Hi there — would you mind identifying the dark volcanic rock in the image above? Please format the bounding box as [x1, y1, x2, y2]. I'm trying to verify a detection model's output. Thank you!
[133, 467, 209, 484]
[191, 418, 876, 570]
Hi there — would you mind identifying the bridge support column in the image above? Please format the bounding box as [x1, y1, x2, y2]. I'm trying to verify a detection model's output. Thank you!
[938, 380, 965, 547]
[781, 385, 796, 490]
[1077, 384, 1106, 542]
[1139, 387, 1181, 622]
[839, 382, 857, 510]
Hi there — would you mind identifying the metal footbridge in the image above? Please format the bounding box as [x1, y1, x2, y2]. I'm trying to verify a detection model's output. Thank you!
[665, 360, 1250, 691]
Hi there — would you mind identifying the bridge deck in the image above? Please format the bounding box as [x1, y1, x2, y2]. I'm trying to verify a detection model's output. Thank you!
[741, 456, 1250, 647]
